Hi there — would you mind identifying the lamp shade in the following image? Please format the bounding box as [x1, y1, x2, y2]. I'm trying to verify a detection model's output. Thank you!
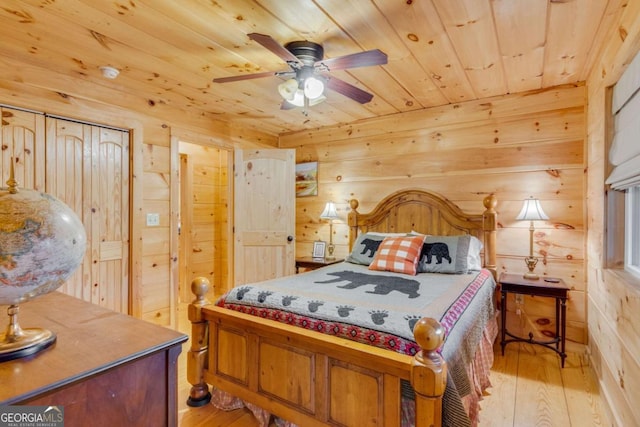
[320, 201, 339, 220]
[288, 89, 305, 107]
[516, 197, 549, 221]
[278, 78, 299, 101]
[304, 76, 325, 99]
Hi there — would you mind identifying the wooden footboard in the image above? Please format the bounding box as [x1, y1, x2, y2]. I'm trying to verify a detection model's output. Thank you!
[186, 277, 447, 427]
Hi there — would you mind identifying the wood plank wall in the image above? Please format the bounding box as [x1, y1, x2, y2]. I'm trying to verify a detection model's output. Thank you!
[585, 1, 640, 425]
[140, 127, 173, 323]
[281, 84, 587, 344]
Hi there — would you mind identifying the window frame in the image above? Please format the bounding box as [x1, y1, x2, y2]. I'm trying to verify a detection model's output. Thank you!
[625, 186, 640, 277]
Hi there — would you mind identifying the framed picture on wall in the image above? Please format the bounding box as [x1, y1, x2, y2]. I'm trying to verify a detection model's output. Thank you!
[296, 161, 318, 197]
[312, 241, 326, 259]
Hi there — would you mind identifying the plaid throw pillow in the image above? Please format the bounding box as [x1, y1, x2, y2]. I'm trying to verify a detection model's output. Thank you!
[368, 235, 425, 275]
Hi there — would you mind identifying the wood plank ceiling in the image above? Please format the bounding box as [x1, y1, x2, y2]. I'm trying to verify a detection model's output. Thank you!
[0, 0, 620, 136]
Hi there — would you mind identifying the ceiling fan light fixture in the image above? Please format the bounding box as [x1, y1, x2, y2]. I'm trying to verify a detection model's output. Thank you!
[278, 78, 299, 101]
[285, 90, 326, 108]
[288, 89, 305, 107]
[308, 95, 326, 106]
[304, 76, 325, 100]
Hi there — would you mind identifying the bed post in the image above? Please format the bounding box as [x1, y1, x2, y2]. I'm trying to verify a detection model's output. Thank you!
[411, 317, 447, 427]
[482, 194, 498, 280]
[347, 198, 360, 251]
[186, 277, 212, 407]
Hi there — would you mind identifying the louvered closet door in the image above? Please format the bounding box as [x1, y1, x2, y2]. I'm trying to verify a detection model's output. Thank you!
[45, 117, 130, 313]
[0, 107, 45, 190]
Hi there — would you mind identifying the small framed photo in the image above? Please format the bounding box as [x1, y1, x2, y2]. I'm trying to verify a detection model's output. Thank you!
[312, 241, 326, 259]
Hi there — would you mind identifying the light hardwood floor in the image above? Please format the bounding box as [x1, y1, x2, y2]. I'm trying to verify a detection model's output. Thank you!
[174, 303, 609, 427]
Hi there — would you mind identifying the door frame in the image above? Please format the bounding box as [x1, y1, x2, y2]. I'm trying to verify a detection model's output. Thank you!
[170, 131, 234, 313]
[178, 153, 193, 304]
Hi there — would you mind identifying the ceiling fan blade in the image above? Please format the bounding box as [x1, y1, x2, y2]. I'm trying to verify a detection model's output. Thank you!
[213, 70, 278, 83]
[317, 49, 387, 71]
[325, 76, 374, 104]
[248, 33, 302, 65]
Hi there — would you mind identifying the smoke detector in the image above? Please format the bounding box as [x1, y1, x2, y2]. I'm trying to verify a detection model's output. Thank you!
[99, 66, 120, 79]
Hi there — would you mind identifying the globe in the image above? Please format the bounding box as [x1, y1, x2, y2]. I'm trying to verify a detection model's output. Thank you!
[0, 173, 87, 361]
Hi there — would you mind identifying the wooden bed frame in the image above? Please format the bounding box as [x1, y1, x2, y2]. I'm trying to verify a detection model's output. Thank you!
[186, 189, 497, 427]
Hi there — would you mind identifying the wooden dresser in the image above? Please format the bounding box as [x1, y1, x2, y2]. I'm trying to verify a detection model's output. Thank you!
[0, 292, 187, 427]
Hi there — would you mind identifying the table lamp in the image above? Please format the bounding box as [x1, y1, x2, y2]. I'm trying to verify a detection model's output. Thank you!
[516, 197, 549, 280]
[320, 201, 339, 259]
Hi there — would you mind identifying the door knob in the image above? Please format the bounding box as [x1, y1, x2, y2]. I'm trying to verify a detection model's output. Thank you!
[287, 235, 294, 242]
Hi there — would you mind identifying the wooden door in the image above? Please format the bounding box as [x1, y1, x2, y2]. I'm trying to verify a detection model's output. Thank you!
[234, 149, 296, 285]
[0, 107, 45, 190]
[45, 117, 130, 313]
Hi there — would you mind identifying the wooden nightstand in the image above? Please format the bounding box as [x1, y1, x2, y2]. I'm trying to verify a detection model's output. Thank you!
[499, 272, 570, 367]
[295, 257, 344, 273]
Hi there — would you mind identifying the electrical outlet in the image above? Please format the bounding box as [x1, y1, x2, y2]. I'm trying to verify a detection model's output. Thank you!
[515, 293, 524, 305]
[146, 213, 160, 226]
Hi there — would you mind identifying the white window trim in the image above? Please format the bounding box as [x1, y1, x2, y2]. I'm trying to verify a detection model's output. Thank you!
[625, 186, 640, 277]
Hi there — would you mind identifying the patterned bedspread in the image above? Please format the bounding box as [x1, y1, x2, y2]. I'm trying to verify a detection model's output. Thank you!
[216, 262, 497, 427]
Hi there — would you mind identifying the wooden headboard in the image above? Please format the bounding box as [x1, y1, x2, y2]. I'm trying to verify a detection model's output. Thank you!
[347, 189, 497, 278]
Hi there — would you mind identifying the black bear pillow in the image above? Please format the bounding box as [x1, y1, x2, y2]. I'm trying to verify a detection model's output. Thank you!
[345, 232, 406, 266]
[416, 235, 480, 274]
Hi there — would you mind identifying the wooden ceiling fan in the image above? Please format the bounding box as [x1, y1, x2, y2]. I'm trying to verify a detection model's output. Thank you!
[213, 33, 387, 111]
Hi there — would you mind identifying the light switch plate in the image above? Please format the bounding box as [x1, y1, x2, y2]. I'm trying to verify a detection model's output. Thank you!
[146, 213, 160, 226]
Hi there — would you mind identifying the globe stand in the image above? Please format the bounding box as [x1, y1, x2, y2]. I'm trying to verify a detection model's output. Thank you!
[0, 304, 56, 362]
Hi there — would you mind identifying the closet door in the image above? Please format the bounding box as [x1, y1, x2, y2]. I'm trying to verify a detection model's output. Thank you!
[46, 117, 130, 313]
[0, 107, 45, 190]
